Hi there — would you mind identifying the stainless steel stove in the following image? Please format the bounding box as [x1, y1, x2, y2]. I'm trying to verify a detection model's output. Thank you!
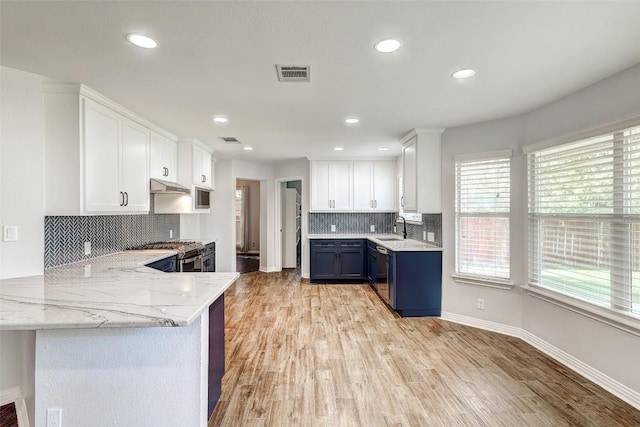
[130, 241, 206, 272]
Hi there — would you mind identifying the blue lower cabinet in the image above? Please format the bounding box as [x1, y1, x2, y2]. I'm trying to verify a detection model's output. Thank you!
[310, 239, 365, 282]
[390, 251, 442, 317]
[208, 295, 225, 416]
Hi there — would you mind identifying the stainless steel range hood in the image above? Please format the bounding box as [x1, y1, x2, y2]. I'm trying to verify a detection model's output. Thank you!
[150, 178, 191, 194]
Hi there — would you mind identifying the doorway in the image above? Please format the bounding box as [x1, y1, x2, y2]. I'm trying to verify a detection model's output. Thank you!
[281, 180, 302, 273]
[235, 179, 260, 273]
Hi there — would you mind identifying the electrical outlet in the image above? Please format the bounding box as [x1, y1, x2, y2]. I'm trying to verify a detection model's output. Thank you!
[370, 225, 376, 232]
[423, 231, 427, 240]
[169, 229, 173, 239]
[84, 241, 91, 256]
[331, 225, 336, 232]
[393, 225, 397, 233]
[47, 408, 62, 427]
[477, 298, 485, 310]
[427, 232, 435, 243]
[2, 225, 18, 242]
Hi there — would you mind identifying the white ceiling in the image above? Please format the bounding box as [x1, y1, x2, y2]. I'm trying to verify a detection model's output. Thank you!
[2, 1, 640, 161]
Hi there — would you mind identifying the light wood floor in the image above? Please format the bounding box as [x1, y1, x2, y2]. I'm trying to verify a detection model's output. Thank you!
[209, 270, 640, 426]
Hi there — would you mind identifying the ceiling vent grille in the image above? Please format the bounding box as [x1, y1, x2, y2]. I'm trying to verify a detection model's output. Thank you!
[276, 65, 311, 82]
[219, 137, 241, 144]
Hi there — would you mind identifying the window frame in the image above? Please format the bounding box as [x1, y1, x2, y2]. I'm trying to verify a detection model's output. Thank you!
[525, 119, 640, 327]
[452, 149, 514, 289]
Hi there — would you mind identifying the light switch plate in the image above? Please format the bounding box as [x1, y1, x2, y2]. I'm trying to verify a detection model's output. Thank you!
[331, 225, 336, 232]
[169, 229, 173, 238]
[84, 241, 91, 255]
[3, 225, 18, 242]
[370, 225, 375, 232]
[427, 232, 435, 242]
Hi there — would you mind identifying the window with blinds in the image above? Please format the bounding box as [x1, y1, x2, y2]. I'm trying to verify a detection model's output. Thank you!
[455, 155, 511, 280]
[528, 124, 640, 317]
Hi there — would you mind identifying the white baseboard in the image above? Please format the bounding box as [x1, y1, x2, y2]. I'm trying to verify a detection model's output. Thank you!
[259, 266, 279, 273]
[441, 311, 640, 411]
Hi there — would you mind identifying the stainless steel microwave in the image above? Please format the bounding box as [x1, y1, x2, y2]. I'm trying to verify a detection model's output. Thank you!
[193, 186, 211, 210]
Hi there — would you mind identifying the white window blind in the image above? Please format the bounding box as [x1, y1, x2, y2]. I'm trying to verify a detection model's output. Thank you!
[455, 156, 511, 280]
[528, 124, 640, 317]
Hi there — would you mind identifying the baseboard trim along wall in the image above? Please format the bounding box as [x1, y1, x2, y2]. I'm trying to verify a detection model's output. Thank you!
[441, 311, 640, 411]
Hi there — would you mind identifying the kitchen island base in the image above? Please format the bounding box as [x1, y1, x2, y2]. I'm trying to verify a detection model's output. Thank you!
[35, 311, 213, 427]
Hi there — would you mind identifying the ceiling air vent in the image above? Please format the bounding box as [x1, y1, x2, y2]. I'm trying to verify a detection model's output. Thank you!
[276, 65, 311, 82]
[219, 137, 241, 144]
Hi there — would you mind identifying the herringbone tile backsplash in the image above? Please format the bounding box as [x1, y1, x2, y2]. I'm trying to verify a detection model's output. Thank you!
[45, 203, 179, 268]
[308, 212, 442, 246]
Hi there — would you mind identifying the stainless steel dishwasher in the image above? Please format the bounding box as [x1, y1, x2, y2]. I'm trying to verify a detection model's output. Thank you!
[376, 246, 393, 307]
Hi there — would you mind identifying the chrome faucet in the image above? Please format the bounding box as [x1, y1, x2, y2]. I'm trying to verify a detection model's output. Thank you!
[397, 216, 407, 239]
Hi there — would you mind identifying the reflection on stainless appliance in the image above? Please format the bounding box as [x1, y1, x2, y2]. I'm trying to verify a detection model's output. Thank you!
[376, 246, 393, 307]
[130, 241, 206, 272]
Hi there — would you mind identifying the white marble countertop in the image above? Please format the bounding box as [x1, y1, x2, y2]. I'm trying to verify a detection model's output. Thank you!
[307, 234, 443, 252]
[0, 250, 239, 331]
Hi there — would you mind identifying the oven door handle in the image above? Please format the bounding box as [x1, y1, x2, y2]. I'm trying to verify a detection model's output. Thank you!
[181, 255, 202, 264]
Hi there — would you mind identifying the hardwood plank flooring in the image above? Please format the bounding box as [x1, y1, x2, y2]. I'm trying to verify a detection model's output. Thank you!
[209, 270, 640, 426]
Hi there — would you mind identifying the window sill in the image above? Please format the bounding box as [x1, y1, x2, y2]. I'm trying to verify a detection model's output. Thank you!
[523, 284, 640, 337]
[451, 274, 514, 290]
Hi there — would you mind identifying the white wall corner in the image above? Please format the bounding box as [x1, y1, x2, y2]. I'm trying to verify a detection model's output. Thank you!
[440, 311, 640, 411]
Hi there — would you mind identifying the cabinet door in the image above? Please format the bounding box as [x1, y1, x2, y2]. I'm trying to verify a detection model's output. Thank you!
[121, 118, 149, 212]
[310, 240, 338, 280]
[192, 145, 212, 187]
[373, 160, 396, 211]
[201, 150, 212, 187]
[331, 161, 352, 210]
[352, 161, 374, 211]
[83, 98, 121, 212]
[337, 240, 364, 279]
[310, 161, 331, 211]
[149, 132, 166, 180]
[402, 137, 417, 211]
[164, 139, 178, 183]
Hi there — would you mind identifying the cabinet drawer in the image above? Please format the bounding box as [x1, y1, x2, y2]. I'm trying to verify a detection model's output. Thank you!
[311, 240, 338, 249]
[338, 239, 363, 248]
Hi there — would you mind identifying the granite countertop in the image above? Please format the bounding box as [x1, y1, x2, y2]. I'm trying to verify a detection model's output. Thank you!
[307, 234, 443, 252]
[0, 250, 238, 331]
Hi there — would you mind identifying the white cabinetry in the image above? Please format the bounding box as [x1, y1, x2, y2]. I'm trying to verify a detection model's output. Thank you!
[353, 160, 396, 211]
[150, 132, 178, 182]
[44, 84, 159, 215]
[192, 145, 213, 188]
[310, 161, 352, 211]
[400, 128, 443, 213]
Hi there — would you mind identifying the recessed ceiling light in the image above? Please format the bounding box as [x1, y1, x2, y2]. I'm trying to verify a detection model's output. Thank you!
[213, 116, 228, 123]
[126, 33, 158, 49]
[243, 146, 253, 151]
[374, 39, 402, 53]
[379, 147, 389, 151]
[452, 68, 476, 79]
[345, 118, 359, 124]
[334, 147, 344, 151]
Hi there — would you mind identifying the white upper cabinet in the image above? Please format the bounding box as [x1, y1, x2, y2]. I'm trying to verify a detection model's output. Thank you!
[120, 118, 150, 212]
[150, 131, 178, 182]
[310, 161, 352, 211]
[82, 98, 150, 213]
[400, 129, 443, 213]
[401, 137, 418, 212]
[44, 83, 170, 215]
[192, 145, 212, 188]
[83, 98, 122, 212]
[353, 160, 396, 211]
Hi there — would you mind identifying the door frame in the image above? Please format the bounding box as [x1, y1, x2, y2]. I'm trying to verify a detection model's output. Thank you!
[274, 175, 305, 275]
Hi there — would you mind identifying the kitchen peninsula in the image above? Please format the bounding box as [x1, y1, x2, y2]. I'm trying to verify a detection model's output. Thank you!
[0, 251, 238, 427]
